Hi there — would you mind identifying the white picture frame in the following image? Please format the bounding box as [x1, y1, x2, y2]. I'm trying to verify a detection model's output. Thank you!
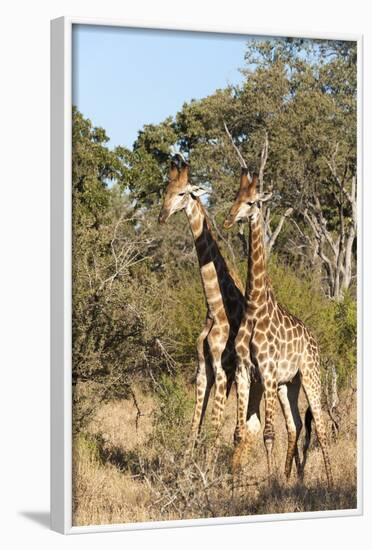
[51, 16, 363, 534]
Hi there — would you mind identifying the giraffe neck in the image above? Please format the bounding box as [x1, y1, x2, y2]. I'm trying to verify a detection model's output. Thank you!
[185, 197, 206, 243]
[184, 196, 242, 319]
[246, 212, 268, 306]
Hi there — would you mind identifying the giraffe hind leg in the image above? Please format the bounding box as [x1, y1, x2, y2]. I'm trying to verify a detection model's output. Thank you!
[246, 379, 263, 437]
[301, 367, 334, 488]
[277, 373, 303, 481]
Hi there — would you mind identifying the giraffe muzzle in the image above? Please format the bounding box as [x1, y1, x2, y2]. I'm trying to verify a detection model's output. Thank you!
[158, 208, 170, 224]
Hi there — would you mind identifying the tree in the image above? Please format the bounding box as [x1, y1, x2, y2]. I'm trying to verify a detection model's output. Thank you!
[71, 108, 207, 431]
[117, 39, 357, 299]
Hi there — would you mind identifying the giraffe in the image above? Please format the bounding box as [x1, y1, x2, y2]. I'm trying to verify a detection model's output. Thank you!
[158, 154, 307, 474]
[223, 168, 333, 487]
[158, 153, 245, 454]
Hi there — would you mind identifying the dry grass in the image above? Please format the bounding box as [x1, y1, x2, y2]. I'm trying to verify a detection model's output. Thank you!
[72, 383, 357, 526]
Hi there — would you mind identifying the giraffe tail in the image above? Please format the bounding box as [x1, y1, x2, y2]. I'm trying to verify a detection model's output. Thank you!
[304, 406, 313, 445]
[300, 406, 312, 478]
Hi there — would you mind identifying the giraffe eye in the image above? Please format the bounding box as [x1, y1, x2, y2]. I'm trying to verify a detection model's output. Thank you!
[179, 192, 186, 196]
[247, 201, 254, 206]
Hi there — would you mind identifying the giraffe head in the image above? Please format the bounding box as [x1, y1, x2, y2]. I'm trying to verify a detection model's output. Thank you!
[223, 169, 272, 229]
[158, 154, 207, 224]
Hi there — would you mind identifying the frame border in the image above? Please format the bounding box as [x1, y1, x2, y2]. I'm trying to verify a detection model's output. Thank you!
[51, 16, 363, 534]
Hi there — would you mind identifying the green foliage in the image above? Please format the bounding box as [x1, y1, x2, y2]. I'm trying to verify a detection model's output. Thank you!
[334, 292, 357, 385]
[153, 374, 194, 454]
[115, 119, 178, 207]
[74, 432, 102, 467]
[167, 268, 206, 364]
[71, 108, 209, 432]
[71, 108, 184, 431]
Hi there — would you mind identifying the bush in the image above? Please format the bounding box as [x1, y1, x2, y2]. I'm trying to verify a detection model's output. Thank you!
[152, 374, 194, 455]
[333, 292, 357, 386]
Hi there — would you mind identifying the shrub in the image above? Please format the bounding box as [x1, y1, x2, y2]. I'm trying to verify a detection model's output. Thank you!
[152, 374, 194, 455]
[333, 291, 357, 386]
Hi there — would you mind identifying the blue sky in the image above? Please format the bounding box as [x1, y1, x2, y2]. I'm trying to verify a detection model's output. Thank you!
[72, 25, 249, 149]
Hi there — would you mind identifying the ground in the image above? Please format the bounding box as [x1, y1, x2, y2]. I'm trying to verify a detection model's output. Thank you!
[72, 382, 357, 526]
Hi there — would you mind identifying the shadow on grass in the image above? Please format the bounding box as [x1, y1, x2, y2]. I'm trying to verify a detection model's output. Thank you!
[232, 478, 357, 516]
[91, 432, 162, 477]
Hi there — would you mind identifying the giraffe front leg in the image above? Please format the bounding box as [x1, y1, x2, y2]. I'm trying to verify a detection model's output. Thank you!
[231, 354, 251, 476]
[232, 380, 264, 472]
[186, 318, 214, 459]
[204, 364, 227, 470]
[186, 361, 214, 461]
[201, 338, 227, 468]
[206, 326, 229, 462]
[233, 322, 253, 445]
[262, 367, 278, 482]
[234, 354, 251, 445]
[210, 367, 227, 446]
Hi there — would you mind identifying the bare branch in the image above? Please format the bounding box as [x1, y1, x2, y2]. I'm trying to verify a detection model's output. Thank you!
[304, 210, 334, 269]
[290, 217, 312, 245]
[154, 338, 178, 373]
[325, 148, 356, 211]
[223, 121, 248, 170]
[266, 207, 293, 256]
[308, 195, 338, 258]
[350, 175, 357, 229]
[209, 208, 237, 265]
[258, 130, 269, 195]
[128, 387, 144, 432]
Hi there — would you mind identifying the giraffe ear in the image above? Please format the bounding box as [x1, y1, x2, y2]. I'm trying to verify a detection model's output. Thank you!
[187, 184, 209, 197]
[257, 191, 273, 203]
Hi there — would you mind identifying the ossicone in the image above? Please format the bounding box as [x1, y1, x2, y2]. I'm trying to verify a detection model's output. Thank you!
[171, 153, 189, 171]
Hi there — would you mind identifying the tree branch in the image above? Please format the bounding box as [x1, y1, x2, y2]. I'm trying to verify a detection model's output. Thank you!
[223, 120, 248, 171]
[266, 207, 293, 256]
[259, 130, 269, 196]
